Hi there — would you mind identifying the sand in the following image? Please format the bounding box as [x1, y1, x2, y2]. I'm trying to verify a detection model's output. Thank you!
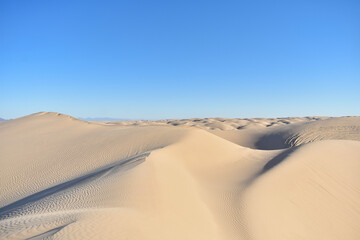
[0, 112, 359, 239]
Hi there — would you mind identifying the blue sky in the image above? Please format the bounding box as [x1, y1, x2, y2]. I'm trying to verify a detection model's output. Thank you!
[1, 0, 359, 119]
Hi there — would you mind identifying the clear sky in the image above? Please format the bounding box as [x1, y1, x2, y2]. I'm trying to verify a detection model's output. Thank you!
[1, 0, 359, 119]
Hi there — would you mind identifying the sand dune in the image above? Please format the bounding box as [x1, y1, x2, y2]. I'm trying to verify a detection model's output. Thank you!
[1, 112, 359, 239]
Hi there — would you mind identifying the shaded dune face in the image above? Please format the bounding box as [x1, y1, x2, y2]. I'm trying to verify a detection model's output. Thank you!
[254, 117, 360, 149]
[0, 112, 359, 239]
[202, 116, 360, 150]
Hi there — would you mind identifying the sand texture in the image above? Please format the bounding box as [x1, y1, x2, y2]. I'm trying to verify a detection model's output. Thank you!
[1, 112, 360, 239]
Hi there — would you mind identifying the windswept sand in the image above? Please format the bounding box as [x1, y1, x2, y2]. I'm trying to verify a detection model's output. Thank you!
[1, 112, 359, 239]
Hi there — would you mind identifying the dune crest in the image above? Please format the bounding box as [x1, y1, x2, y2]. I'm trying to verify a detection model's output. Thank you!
[1, 113, 359, 239]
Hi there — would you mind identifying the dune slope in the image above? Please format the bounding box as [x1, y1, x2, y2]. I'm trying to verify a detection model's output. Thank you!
[0, 113, 359, 239]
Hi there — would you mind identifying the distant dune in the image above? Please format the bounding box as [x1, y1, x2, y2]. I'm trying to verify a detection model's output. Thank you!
[1, 112, 359, 239]
[78, 117, 131, 121]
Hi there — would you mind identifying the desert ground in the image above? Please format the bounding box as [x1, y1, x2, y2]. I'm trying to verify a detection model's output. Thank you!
[1, 112, 359, 240]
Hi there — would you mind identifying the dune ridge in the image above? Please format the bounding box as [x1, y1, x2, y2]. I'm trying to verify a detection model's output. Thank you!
[0, 112, 359, 239]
